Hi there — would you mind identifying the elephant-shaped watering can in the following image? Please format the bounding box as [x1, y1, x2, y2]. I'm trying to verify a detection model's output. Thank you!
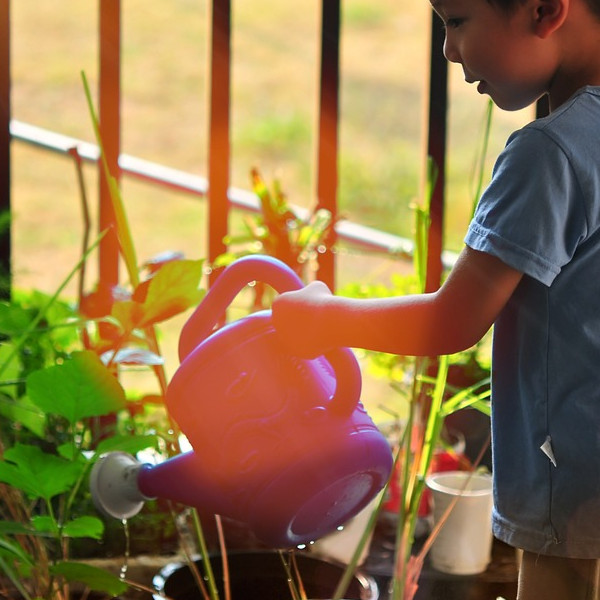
[90, 255, 393, 548]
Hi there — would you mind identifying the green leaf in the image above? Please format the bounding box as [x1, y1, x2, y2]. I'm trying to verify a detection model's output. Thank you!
[110, 300, 145, 333]
[0, 536, 35, 565]
[0, 394, 46, 439]
[51, 561, 129, 595]
[31, 515, 59, 536]
[95, 433, 160, 456]
[0, 302, 34, 337]
[0, 444, 84, 500]
[139, 259, 205, 327]
[62, 516, 104, 539]
[26, 350, 126, 425]
[0, 342, 23, 399]
[82, 71, 139, 290]
[0, 520, 35, 536]
[56, 442, 86, 461]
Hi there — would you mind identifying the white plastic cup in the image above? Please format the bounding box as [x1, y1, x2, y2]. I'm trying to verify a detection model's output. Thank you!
[426, 471, 494, 575]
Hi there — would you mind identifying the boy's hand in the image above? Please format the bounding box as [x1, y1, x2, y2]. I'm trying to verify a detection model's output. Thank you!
[271, 280, 332, 358]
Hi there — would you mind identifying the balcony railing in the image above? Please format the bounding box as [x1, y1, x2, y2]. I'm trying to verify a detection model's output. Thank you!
[0, 1, 451, 296]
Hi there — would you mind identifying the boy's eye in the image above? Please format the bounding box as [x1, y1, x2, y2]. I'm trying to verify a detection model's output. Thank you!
[445, 17, 464, 28]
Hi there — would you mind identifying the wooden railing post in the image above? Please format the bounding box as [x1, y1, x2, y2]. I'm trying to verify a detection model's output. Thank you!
[98, 0, 121, 292]
[425, 11, 448, 293]
[0, 0, 11, 298]
[207, 0, 231, 282]
[315, 0, 341, 289]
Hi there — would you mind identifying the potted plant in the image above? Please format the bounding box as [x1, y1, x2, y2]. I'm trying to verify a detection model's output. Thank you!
[0, 232, 205, 600]
[0, 76, 207, 598]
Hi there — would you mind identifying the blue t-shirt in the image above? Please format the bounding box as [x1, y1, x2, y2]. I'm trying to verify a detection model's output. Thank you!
[465, 86, 600, 558]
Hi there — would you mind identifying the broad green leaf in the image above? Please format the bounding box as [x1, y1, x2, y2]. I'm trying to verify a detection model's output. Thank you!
[51, 561, 129, 595]
[0, 394, 46, 439]
[0, 302, 33, 337]
[26, 351, 126, 424]
[0, 444, 84, 500]
[0, 342, 23, 399]
[139, 259, 205, 326]
[56, 442, 86, 461]
[62, 516, 104, 539]
[31, 515, 59, 536]
[95, 433, 160, 456]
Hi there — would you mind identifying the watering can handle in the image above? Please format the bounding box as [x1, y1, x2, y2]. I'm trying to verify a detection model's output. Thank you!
[178, 255, 361, 416]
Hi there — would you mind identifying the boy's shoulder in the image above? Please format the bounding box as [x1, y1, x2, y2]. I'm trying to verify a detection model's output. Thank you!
[515, 86, 600, 153]
[531, 86, 600, 132]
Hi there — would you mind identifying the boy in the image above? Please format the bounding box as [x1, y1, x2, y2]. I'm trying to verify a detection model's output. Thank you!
[271, 0, 600, 598]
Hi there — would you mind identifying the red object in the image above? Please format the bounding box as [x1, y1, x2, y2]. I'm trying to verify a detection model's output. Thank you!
[382, 447, 468, 517]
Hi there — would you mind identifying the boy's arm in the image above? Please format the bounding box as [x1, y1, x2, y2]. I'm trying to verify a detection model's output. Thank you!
[271, 246, 523, 358]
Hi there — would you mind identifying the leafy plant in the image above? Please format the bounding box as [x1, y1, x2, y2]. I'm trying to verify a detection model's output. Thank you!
[0, 350, 132, 600]
[0, 74, 207, 599]
[0, 242, 204, 600]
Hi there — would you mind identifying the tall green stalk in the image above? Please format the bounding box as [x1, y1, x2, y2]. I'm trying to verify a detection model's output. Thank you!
[470, 99, 494, 220]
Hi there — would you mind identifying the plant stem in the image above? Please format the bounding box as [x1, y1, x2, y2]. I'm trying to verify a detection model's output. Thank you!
[81, 71, 139, 289]
[332, 489, 386, 600]
[278, 551, 301, 600]
[470, 99, 494, 220]
[214, 515, 231, 600]
[191, 509, 220, 600]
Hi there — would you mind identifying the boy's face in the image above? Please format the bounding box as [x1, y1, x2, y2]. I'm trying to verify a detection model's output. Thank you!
[430, 0, 557, 111]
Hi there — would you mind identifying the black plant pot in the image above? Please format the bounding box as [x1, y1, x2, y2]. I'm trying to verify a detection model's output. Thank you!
[153, 550, 378, 600]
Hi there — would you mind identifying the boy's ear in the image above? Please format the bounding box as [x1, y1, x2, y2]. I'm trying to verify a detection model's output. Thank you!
[533, 0, 568, 38]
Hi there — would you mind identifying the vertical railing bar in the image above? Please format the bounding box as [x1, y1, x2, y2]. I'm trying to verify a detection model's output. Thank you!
[98, 0, 121, 292]
[425, 11, 448, 293]
[207, 0, 231, 283]
[0, 0, 11, 298]
[315, 0, 341, 289]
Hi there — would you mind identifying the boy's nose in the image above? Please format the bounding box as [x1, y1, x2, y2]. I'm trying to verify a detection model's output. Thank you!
[443, 36, 461, 63]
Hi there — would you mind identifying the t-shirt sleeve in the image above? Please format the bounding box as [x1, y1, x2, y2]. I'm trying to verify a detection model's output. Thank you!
[465, 127, 587, 287]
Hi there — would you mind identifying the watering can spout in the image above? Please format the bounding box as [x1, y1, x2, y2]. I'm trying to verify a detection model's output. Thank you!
[90, 451, 230, 521]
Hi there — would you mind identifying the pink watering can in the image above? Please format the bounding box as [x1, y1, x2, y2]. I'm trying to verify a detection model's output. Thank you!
[90, 255, 393, 548]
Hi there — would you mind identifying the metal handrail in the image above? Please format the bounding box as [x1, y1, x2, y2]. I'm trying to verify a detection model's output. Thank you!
[10, 119, 434, 261]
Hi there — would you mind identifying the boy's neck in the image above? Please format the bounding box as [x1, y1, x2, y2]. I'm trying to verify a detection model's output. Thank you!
[547, 1, 600, 111]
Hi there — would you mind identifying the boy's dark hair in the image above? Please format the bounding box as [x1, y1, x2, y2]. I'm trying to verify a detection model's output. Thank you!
[489, 0, 600, 19]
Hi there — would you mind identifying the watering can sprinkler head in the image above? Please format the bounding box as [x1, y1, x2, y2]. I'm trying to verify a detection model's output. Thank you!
[89, 256, 393, 548]
[90, 452, 152, 521]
